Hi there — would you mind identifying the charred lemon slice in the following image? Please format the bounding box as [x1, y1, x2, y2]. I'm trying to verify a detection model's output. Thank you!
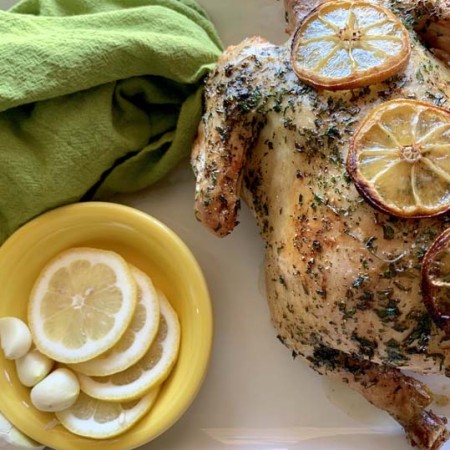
[347, 99, 450, 218]
[291, 0, 410, 91]
[422, 229, 450, 338]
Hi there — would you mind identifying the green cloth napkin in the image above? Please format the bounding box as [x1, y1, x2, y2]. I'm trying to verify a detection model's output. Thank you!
[0, 0, 222, 243]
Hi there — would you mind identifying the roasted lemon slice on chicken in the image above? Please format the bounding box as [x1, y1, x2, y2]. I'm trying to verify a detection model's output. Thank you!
[422, 229, 450, 338]
[347, 99, 450, 218]
[291, 0, 410, 91]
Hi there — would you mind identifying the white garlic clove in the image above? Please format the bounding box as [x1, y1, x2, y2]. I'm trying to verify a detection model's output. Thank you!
[15, 349, 54, 387]
[0, 318, 32, 360]
[30, 368, 80, 412]
[0, 411, 44, 449]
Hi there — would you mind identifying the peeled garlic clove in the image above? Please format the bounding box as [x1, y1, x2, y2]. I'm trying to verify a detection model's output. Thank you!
[15, 349, 54, 387]
[30, 368, 80, 412]
[0, 411, 44, 449]
[0, 318, 32, 360]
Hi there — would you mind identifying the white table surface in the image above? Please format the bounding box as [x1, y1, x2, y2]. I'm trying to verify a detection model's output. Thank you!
[2, 1, 450, 449]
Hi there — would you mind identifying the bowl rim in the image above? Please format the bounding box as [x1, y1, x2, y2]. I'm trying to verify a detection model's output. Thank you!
[0, 201, 213, 450]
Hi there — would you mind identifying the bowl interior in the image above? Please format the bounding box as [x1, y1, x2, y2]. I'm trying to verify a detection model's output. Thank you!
[0, 202, 212, 450]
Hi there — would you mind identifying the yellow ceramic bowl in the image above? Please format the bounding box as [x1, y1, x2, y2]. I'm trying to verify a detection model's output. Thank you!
[0, 202, 212, 450]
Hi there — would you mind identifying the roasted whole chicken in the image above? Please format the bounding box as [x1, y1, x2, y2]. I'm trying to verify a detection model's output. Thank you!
[192, 1, 450, 448]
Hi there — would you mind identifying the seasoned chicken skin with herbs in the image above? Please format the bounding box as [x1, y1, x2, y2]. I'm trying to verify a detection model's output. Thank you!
[192, 1, 450, 448]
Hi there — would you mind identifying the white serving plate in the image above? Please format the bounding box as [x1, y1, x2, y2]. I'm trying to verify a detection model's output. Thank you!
[3, 1, 450, 449]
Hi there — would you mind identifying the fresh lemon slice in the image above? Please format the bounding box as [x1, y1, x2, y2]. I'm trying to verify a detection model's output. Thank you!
[347, 99, 450, 218]
[55, 389, 159, 439]
[70, 266, 160, 376]
[422, 229, 450, 338]
[77, 291, 180, 402]
[291, 0, 410, 90]
[28, 248, 137, 364]
[0, 411, 44, 449]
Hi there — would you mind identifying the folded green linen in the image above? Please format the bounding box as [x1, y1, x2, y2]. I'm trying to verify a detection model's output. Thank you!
[0, 0, 222, 243]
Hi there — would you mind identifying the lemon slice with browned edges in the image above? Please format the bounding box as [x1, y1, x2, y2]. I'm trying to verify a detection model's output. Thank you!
[55, 389, 159, 439]
[347, 99, 450, 218]
[422, 229, 450, 338]
[291, 0, 410, 91]
[28, 248, 137, 364]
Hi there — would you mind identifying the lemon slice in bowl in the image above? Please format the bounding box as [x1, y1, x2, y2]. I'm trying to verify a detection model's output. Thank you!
[291, 0, 410, 91]
[55, 389, 159, 439]
[28, 248, 137, 364]
[347, 99, 450, 218]
[422, 229, 450, 338]
[70, 266, 160, 376]
[77, 291, 180, 402]
[0, 411, 44, 449]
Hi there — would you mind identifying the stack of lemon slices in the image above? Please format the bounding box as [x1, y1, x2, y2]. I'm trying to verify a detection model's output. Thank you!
[23, 247, 180, 439]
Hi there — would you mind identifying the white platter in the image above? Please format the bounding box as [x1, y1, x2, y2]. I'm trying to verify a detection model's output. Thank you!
[3, 1, 450, 449]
